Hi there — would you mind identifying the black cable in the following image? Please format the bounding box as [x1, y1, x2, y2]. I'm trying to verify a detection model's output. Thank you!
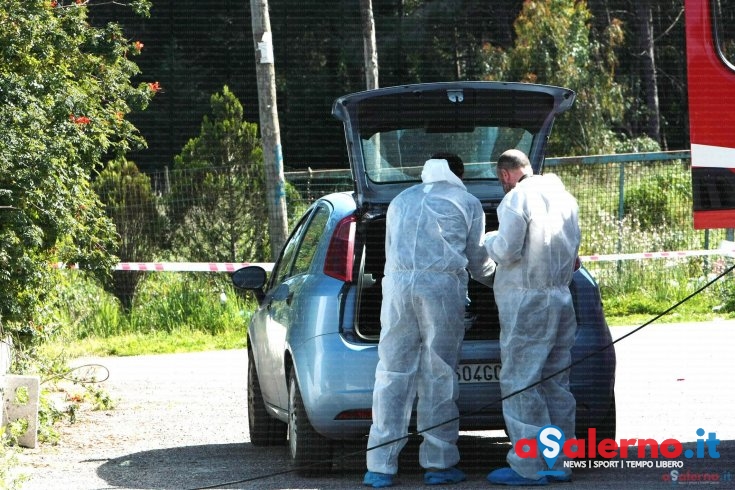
[189, 262, 735, 489]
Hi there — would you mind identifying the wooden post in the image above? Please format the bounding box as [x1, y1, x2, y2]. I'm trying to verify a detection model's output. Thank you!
[250, 0, 288, 259]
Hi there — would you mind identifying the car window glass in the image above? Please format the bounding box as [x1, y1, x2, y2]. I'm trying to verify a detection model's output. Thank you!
[269, 210, 312, 288]
[714, 0, 735, 67]
[292, 205, 330, 276]
[360, 126, 532, 183]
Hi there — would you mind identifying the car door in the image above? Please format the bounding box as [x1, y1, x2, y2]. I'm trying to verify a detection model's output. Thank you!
[253, 203, 332, 411]
[252, 209, 313, 411]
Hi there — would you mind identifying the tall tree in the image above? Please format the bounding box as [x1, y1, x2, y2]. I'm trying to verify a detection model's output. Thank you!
[0, 0, 154, 334]
[361, 0, 380, 89]
[635, 0, 661, 143]
[169, 86, 278, 262]
[482, 0, 629, 155]
[587, 0, 686, 149]
[94, 159, 165, 309]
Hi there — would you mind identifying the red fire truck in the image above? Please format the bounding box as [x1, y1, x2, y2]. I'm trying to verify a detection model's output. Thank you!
[685, 0, 735, 228]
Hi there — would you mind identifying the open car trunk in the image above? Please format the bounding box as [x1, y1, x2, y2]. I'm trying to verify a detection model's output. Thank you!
[353, 212, 500, 342]
[336, 82, 577, 343]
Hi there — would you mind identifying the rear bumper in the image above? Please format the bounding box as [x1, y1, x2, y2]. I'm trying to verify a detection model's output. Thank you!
[290, 326, 616, 440]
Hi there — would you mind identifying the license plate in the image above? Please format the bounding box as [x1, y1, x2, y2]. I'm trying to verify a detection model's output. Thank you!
[456, 363, 501, 384]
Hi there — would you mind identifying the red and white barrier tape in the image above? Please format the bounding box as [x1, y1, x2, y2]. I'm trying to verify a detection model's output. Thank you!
[116, 262, 275, 272]
[52, 262, 275, 272]
[581, 249, 722, 262]
[580, 241, 735, 263]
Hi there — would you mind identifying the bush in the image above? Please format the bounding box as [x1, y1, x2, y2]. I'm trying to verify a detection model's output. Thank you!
[623, 179, 670, 229]
[129, 272, 252, 335]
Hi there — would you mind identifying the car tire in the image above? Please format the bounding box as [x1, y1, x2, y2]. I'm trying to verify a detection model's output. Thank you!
[575, 393, 617, 449]
[595, 393, 617, 441]
[247, 350, 286, 446]
[288, 367, 334, 476]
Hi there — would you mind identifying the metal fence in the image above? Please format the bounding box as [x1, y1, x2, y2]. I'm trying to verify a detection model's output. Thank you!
[283, 150, 730, 253]
[106, 151, 735, 316]
[127, 150, 735, 263]
[283, 152, 735, 317]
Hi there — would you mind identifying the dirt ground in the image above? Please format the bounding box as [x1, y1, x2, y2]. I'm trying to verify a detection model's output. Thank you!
[14, 349, 251, 490]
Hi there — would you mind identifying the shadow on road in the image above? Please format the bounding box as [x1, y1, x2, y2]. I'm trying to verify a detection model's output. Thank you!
[95, 436, 735, 489]
[94, 434, 510, 489]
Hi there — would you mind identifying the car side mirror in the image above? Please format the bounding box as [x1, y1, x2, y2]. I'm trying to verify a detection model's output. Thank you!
[231, 266, 267, 303]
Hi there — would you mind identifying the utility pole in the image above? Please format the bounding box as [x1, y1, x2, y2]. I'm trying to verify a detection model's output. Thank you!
[250, 0, 288, 259]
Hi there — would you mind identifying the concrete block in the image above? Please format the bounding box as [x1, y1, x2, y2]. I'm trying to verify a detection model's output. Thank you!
[2, 374, 40, 448]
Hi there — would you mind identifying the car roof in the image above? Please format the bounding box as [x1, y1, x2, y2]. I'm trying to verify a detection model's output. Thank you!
[332, 81, 575, 207]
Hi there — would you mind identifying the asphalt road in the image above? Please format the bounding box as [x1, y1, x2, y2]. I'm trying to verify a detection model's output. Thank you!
[16, 319, 735, 489]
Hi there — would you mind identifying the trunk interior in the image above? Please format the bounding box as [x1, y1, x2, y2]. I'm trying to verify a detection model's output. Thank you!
[354, 215, 501, 341]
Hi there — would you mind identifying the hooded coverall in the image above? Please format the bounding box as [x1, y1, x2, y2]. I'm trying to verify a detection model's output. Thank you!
[483, 173, 581, 480]
[366, 159, 495, 475]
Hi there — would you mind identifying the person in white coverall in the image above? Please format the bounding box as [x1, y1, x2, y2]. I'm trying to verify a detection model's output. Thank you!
[484, 149, 581, 487]
[364, 153, 495, 489]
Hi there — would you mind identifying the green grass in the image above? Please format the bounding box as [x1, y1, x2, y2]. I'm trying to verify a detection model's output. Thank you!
[45, 309, 731, 359]
[40, 326, 248, 358]
[34, 270, 255, 358]
[35, 257, 735, 359]
[606, 310, 735, 328]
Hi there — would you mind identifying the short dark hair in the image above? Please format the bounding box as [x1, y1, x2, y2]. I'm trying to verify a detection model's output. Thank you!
[431, 152, 464, 178]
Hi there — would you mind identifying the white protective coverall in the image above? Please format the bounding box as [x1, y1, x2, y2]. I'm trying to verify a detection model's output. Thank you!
[483, 173, 581, 480]
[366, 159, 495, 475]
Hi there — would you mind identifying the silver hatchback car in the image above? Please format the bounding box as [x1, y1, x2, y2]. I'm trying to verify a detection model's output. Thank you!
[232, 81, 617, 476]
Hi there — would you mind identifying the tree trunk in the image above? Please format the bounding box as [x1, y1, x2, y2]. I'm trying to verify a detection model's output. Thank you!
[635, 0, 662, 144]
[360, 0, 379, 90]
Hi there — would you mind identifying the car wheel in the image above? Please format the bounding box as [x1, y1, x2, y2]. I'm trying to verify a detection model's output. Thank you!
[576, 393, 617, 446]
[288, 367, 333, 476]
[595, 394, 617, 441]
[247, 351, 286, 446]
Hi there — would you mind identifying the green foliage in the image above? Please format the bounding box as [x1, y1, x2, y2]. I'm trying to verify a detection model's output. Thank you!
[168, 86, 268, 261]
[94, 158, 166, 308]
[0, 426, 24, 489]
[0, 1, 153, 340]
[624, 178, 672, 230]
[481, 0, 627, 155]
[94, 159, 165, 260]
[591, 257, 734, 322]
[555, 161, 696, 254]
[168, 86, 303, 262]
[128, 272, 251, 335]
[612, 135, 662, 154]
[622, 166, 691, 231]
[39, 269, 254, 341]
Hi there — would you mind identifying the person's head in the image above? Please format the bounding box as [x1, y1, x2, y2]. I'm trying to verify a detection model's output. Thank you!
[431, 152, 464, 179]
[495, 149, 533, 193]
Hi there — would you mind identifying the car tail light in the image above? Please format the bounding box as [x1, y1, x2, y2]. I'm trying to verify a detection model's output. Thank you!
[335, 408, 373, 421]
[324, 215, 356, 282]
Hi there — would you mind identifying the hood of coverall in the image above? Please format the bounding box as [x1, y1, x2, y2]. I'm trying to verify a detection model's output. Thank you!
[421, 158, 466, 189]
